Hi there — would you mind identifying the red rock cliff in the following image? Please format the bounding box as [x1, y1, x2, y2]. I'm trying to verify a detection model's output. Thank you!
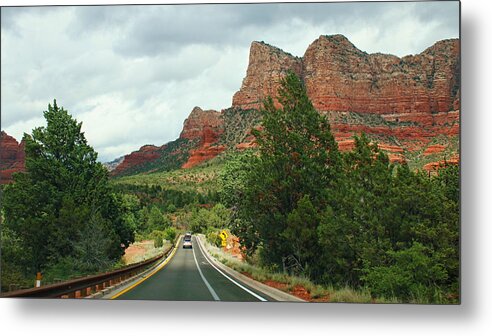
[111, 35, 460, 174]
[301, 35, 460, 114]
[232, 35, 460, 167]
[233, 35, 459, 115]
[179, 106, 223, 141]
[180, 107, 225, 168]
[232, 41, 303, 110]
[0, 131, 26, 184]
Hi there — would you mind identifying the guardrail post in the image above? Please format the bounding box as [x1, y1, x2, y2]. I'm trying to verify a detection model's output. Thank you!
[35, 272, 42, 288]
[78, 287, 89, 298]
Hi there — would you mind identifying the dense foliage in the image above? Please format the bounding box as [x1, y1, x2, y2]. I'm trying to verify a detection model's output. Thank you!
[1, 101, 135, 288]
[219, 72, 459, 303]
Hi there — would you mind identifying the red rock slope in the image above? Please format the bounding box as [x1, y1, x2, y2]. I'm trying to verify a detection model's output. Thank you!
[0, 131, 25, 184]
[111, 106, 225, 174]
[180, 107, 225, 169]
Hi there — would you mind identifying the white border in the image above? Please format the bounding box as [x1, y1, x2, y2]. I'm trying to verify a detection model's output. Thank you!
[2, 1, 491, 335]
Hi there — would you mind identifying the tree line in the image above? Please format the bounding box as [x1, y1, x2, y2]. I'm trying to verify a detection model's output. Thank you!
[218, 72, 459, 303]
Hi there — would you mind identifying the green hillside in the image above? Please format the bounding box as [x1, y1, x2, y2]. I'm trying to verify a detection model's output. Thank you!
[112, 152, 229, 194]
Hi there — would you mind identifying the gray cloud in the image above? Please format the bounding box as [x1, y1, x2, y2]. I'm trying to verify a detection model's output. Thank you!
[1, 1, 459, 162]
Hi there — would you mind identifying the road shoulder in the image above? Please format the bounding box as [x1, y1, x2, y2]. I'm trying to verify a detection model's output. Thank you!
[196, 235, 305, 302]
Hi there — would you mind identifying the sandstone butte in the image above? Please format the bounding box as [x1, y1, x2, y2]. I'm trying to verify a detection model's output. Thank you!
[184, 35, 459, 171]
[179, 107, 225, 169]
[1, 34, 460, 179]
[0, 131, 25, 184]
[231, 35, 460, 170]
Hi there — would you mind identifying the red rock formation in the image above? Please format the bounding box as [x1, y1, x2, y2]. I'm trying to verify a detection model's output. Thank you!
[424, 144, 447, 156]
[232, 35, 460, 164]
[111, 35, 460, 175]
[181, 107, 225, 168]
[423, 154, 459, 173]
[111, 144, 162, 175]
[232, 41, 303, 110]
[0, 131, 26, 184]
[182, 144, 225, 169]
[303, 35, 460, 114]
[233, 35, 459, 115]
[180, 106, 223, 141]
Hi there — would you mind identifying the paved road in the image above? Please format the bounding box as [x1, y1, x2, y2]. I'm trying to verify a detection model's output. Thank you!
[113, 236, 273, 301]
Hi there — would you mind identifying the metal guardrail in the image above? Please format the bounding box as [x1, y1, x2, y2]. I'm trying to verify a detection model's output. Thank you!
[0, 243, 175, 299]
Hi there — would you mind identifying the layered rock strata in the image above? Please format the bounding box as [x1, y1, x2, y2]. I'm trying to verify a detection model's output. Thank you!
[108, 35, 460, 175]
[180, 107, 225, 168]
[232, 35, 460, 169]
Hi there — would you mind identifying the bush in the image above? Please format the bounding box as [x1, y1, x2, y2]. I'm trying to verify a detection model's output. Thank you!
[164, 227, 177, 243]
[149, 230, 164, 248]
[206, 229, 222, 247]
[362, 242, 448, 301]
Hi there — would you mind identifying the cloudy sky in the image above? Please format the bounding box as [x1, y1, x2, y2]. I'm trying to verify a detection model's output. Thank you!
[1, 1, 459, 162]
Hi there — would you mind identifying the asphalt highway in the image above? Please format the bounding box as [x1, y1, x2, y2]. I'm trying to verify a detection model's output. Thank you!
[113, 236, 273, 302]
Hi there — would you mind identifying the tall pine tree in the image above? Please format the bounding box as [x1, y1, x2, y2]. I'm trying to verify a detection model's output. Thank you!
[2, 100, 134, 280]
[235, 71, 342, 271]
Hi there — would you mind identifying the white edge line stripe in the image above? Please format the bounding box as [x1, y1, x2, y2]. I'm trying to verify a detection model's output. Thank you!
[196, 236, 268, 302]
[192, 241, 221, 301]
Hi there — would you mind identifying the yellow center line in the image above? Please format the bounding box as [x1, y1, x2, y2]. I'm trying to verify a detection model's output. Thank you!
[110, 238, 181, 299]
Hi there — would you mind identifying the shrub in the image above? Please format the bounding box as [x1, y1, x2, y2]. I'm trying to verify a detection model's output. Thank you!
[362, 242, 448, 301]
[206, 229, 222, 247]
[164, 227, 177, 243]
[149, 230, 164, 248]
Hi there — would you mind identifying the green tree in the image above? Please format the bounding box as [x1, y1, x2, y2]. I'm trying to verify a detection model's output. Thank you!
[283, 195, 320, 277]
[362, 242, 448, 302]
[219, 150, 259, 252]
[147, 206, 170, 231]
[228, 71, 342, 268]
[149, 230, 164, 248]
[2, 100, 134, 280]
[210, 203, 231, 229]
[316, 134, 395, 285]
[163, 227, 177, 243]
[0, 226, 32, 291]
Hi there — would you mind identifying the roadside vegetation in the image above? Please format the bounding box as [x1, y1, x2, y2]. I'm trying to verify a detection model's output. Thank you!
[1, 101, 136, 290]
[215, 72, 459, 304]
[1, 74, 458, 303]
[201, 235, 399, 303]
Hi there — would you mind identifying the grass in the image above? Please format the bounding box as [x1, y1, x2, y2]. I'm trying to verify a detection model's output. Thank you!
[112, 154, 226, 193]
[199, 235, 401, 303]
